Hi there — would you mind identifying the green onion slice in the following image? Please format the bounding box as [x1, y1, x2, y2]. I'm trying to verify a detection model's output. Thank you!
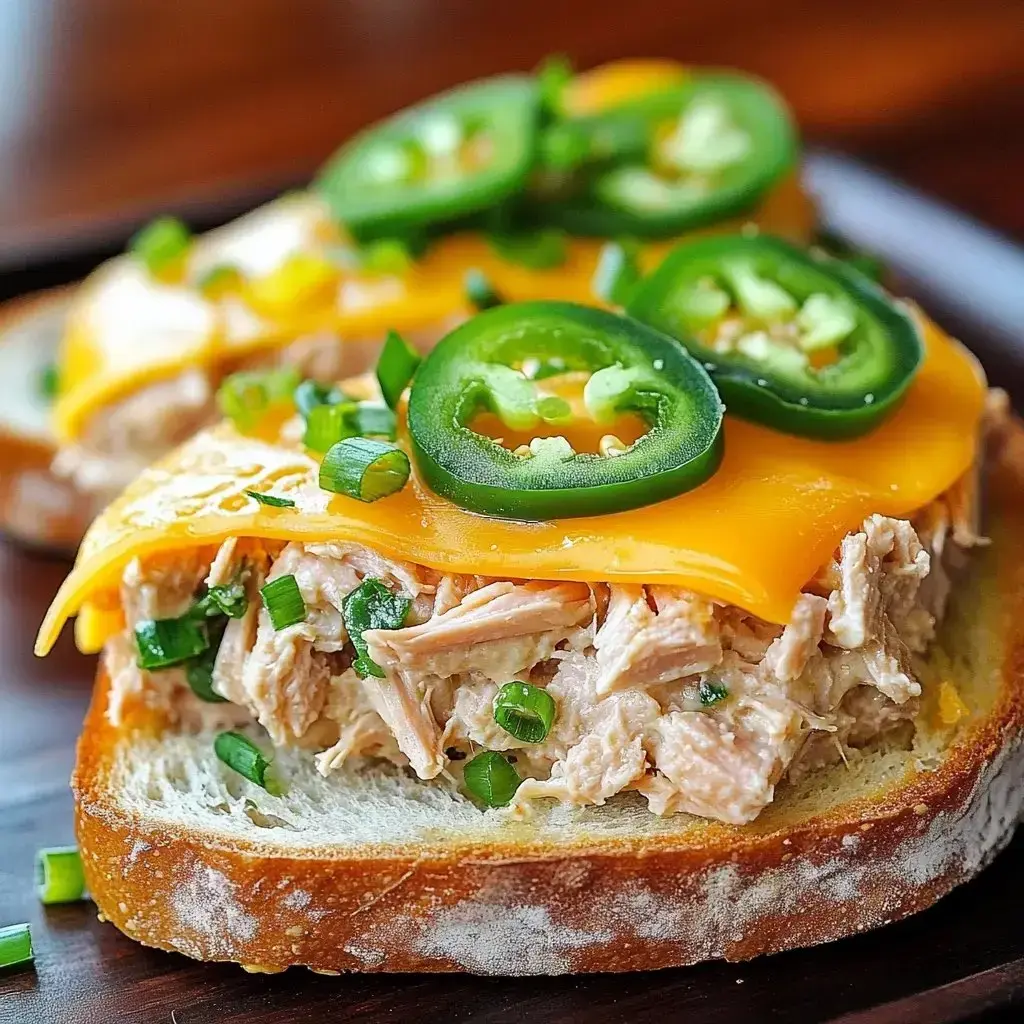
[488, 229, 567, 270]
[197, 263, 242, 296]
[319, 437, 410, 502]
[342, 578, 410, 679]
[492, 681, 556, 743]
[129, 215, 192, 275]
[359, 238, 414, 276]
[218, 368, 301, 432]
[348, 402, 397, 440]
[36, 846, 87, 904]
[463, 751, 522, 808]
[196, 576, 249, 620]
[245, 489, 296, 509]
[214, 732, 282, 795]
[260, 574, 306, 631]
[699, 679, 728, 706]
[294, 379, 347, 418]
[377, 329, 422, 409]
[464, 268, 503, 311]
[303, 402, 356, 453]
[39, 363, 60, 401]
[593, 240, 643, 306]
[135, 617, 209, 670]
[185, 616, 228, 702]
[0, 923, 33, 971]
[537, 53, 573, 114]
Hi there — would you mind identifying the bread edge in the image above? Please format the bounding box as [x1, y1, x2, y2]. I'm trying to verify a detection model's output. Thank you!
[71, 420, 1024, 976]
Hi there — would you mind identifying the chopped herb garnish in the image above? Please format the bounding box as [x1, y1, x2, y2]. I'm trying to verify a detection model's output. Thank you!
[319, 437, 410, 502]
[214, 732, 282, 795]
[134, 617, 210, 671]
[260, 574, 306, 631]
[493, 681, 556, 743]
[129, 216, 192, 276]
[699, 679, 729, 706]
[245, 489, 296, 509]
[463, 751, 522, 808]
[342, 578, 410, 679]
[38, 363, 59, 401]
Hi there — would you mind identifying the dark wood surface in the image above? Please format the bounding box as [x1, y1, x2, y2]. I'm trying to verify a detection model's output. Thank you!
[0, 0, 1023, 259]
[2, 3, 1024, 1020]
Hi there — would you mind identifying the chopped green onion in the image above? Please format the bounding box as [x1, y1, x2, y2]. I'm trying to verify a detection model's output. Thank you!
[376, 329, 421, 409]
[260, 574, 306, 631]
[294, 378, 347, 418]
[464, 268, 503, 311]
[463, 751, 522, 808]
[493, 681, 556, 743]
[303, 401, 356, 453]
[593, 240, 643, 306]
[537, 53, 573, 114]
[699, 679, 728, 706]
[129, 215, 192, 275]
[135, 617, 209, 671]
[245, 489, 296, 509]
[186, 647, 228, 703]
[359, 238, 413, 275]
[348, 402, 397, 440]
[217, 368, 301, 432]
[38, 363, 59, 401]
[197, 576, 249, 620]
[488, 229, 567, 270]
[342, 578, 410, 679]
[214, 732, 282, 795]
[197, 263, 243, 297]
[0, 923, 33, 971]
[36, 846, 87, 904]
[319, 437, 410, 502]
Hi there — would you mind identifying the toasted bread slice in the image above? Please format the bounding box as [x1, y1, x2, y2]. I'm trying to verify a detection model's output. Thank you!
[0, 287, 87, 552]
[71, 420, 1024, 976]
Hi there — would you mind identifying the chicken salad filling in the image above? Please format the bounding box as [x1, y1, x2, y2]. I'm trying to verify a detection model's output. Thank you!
[102, 461, 982, 826]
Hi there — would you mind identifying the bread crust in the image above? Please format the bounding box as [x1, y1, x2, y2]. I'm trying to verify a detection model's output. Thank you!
[71, 420, 1024, 975]
[0, 287, 86, 552]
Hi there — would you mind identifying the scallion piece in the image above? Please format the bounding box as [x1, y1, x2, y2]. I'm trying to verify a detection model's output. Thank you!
[198, 577, 249, 620]
[36, 846, 87, 904]
[593, 240, 643, 307]
[214, 731, 282, 795]
[342, 578, 410, 679]
[699, 679, 728, 706]
[376, 329, 421, 409]
[129, 215, 192, 275]
[244, 489, 296, 509]
[464, 268, 503, 311]
[359, 238, 413, 275]
[488, 229, 567, 270]
[217, 368, 301, 432]
[492, 681, 556, 743]
[135, 617, 209, 671]
[463, 751, 522, 808]
[537, 53, 573, 114]
[348, 402, 397, 440]
[197, 263, 243, 297]
[260, 574, 306, 631]
[0, 923, 33, 971]
[319, 437, 410, 502]
[38, 363, 60, 401]
[303, 401, 356, 453]
[185, 616, 228, 703]
[293, 378, 347, 418]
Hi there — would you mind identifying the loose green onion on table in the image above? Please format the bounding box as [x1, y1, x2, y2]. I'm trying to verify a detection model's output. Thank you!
[376, 329, 422, 409]
[245, 489, 296, 509]
[260, 575, 306, 631]
[214, 732, 282, 795]
[36, 846, 87, 904]
[464, 268, 503, 311]
[319, 437, 411, 502]
[493, 681, 556, 743]
[0, 923, 33, 971]
[463, 751, 522, 808]
[342, 579, 411, 679]
[130, 215, 192, 275]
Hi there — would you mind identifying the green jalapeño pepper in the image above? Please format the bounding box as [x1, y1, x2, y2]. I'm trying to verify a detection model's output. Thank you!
[536, 73, 797, 238]
[627, 234, 924, 438]
[407, 301, 723, 520]
[315, 75, 540, 242]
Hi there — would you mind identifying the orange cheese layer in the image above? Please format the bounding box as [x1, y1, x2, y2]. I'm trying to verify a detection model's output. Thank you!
[36, 312, 985, 657]
[52, 174, 814, 445]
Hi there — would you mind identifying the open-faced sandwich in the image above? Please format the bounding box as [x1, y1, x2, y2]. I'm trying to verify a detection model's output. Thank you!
[37, 233, 1022, 976]
[0, 58, 814, 550]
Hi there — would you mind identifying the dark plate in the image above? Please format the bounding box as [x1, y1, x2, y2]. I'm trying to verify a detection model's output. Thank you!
[1, 153, 1023, 1024]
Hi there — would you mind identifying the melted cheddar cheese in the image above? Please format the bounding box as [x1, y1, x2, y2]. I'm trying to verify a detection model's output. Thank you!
[51, 58, 816, 445]
[36, 312, 986, 657]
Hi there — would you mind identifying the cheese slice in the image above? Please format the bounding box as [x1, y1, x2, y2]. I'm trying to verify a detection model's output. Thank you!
[36, 312, 985, 656]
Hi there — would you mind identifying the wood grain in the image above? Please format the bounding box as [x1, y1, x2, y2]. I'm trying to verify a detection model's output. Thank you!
[0, 0, 1022, 253]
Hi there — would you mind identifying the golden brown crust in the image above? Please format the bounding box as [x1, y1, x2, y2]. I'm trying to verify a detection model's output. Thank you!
[72, 420, 1024, 975]
[0, 286, 85, 552]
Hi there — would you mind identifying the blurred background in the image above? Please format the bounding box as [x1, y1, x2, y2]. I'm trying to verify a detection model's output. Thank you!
[1, 0, 1023, 269]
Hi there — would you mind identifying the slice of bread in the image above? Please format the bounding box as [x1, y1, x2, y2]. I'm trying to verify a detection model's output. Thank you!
[0, 287, 86, 553]
[71, 421, 1024, 976]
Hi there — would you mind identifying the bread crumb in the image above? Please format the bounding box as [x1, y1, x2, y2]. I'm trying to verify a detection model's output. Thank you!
[914, 803, 929, 816]
[285, 925, 304, 937]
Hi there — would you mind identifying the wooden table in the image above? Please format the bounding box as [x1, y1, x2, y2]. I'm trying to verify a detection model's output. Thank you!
[3, 3, 1024, 1021]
